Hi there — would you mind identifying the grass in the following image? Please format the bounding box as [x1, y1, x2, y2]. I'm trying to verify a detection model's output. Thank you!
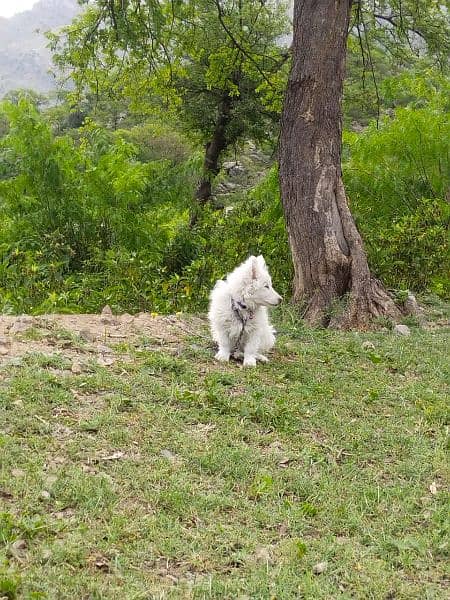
[0, 309, 449, 599]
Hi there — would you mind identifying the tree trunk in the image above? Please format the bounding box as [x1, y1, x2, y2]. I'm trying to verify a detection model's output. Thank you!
[195, 91, 233, 204]
[279, 0, 400, 328]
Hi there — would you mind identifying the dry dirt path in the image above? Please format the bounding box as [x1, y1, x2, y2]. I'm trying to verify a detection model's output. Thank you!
[0, 307, 208, 368]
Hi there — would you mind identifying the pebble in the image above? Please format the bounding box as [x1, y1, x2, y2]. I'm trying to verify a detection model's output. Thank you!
[71, 361, 83, 374]
[100, 305, 118, 325]
[79, 328, 96, 342]
[9, 316, 34, 334]
[394, 324, 411, 336]
[312, 561, 328, 574]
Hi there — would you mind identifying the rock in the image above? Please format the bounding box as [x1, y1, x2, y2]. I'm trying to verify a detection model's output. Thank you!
[404, 293, 423, 316]
[79, 328, 96, 343]
[223, 181, 239, 190]
[96, 344, 112, 354]
[11, 539, 27, 551]
[9, 538, 28, 559]
[351, 121, 365, 133]
[0, 337, 10, 355]
[41, 548, 52, 561]
[222, 161, 245, 177]
[160, 449, 180, 465]
[253, 545, 274, 565]
[100, 305, 118, 325]
[71, 361, 83, 374]
[9, 316, 34, 334]
[40, 490, 51, 500]
[362, 341, 375, 351]
[97, 355, 115, 367]
[312, 561, 328, 575]
[394, 324, 411, 336]
[120, 313, 134, 324]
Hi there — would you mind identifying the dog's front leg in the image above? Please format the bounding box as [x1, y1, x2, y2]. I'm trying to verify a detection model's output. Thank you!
[214, 332, 232, 362]
[243, 335, 260, 367]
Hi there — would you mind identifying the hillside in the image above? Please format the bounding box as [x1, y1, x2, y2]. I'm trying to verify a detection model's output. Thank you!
[0, 0, 79, 96]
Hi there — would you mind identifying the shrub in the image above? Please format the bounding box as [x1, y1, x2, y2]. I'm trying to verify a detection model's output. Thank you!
[0, 99, 197, 313]
[343, 91, 449, 296]
[365, 199, 449, 297]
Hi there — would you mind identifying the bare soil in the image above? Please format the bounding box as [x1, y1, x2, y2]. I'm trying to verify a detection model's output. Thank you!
[0, 309, 208, 365]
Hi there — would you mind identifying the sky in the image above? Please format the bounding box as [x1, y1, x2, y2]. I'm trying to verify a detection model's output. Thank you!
[0, 0, 38, 18]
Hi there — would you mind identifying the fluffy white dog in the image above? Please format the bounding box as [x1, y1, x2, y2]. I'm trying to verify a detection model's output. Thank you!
[208, 255, 282, 367]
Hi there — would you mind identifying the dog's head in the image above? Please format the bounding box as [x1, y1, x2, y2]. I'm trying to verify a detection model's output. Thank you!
[229, 255, 282, 308]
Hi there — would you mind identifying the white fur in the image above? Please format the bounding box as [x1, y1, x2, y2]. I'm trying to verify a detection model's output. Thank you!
[208, 255, 282, 367]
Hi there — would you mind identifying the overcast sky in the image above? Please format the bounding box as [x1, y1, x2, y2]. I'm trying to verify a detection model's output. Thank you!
[0, 0, 38, 18]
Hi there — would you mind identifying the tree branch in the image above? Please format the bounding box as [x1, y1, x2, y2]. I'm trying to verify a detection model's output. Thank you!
[211, 0, 275, 89]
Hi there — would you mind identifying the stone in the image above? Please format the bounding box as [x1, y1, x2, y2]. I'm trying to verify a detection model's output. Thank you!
[0, 337, 10, 355]
[404, 293, 423, 316]
[79, 328, 96, 343]
[9, 538, 27, 558]
[120, 313, 134, 324]
[394, 324, 411, 336]
[362, 341, 375, 351]
[254, 545, 274, 565]
[96, 344, 112, 354]
[9, 316, 34, 334]
[100, 305, 118, 325]
[222, 161, 245, 177]
[71, 361, 83, 374]
[97, 355, 115, 367]
[312, 561, 328, 575]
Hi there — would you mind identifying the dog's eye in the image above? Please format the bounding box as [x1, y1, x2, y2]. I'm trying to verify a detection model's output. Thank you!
[264, 284, 270, 288]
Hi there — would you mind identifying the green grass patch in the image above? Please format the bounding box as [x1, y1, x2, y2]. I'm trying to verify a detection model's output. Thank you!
[0, 316, 448, 598]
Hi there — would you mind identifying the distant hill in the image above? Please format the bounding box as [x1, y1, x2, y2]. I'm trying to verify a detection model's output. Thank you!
[0, 0, 80, 97]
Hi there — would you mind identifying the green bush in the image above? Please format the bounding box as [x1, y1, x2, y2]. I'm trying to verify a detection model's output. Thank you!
[0, 99, 197, 313]
[0, 83, 448, 315]
[169, 166, 293, 310]
[343, 88, 449, 297]
[366, 199, 449, 296]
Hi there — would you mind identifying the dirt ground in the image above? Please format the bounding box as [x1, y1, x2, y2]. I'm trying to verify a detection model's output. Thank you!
[0, 301, 447, 369]
[0, 307, 209, 368]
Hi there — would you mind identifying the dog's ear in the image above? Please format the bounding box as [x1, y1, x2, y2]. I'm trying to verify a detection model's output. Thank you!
[251, 256, 258, 280]
[256, 255, 266, 268]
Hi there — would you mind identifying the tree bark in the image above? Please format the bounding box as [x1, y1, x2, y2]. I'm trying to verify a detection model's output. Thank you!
[195, 91, 233, 204]
[279, 0, 400, 328]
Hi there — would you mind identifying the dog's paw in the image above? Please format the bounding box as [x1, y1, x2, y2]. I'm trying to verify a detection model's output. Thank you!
[256, 354, 269, 363]
[215, 350, 230, 362]
[243, 356, 257, 367]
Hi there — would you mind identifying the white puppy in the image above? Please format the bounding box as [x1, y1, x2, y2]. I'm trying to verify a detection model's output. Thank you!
[208, 255, 282, 367]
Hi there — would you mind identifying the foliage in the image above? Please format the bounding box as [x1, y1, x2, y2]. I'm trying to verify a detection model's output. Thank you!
[343, 79, 449, 296]
[159, 165, 292, 311]
[117, 121, 192, 164]
[355, 0, 450, 68]
[344, 1, 450, 124]
[49, 0, 289, 148]
[370, 199, 449, 296]
[0, 99, 197, 313]
[1, 63, 449, 314]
